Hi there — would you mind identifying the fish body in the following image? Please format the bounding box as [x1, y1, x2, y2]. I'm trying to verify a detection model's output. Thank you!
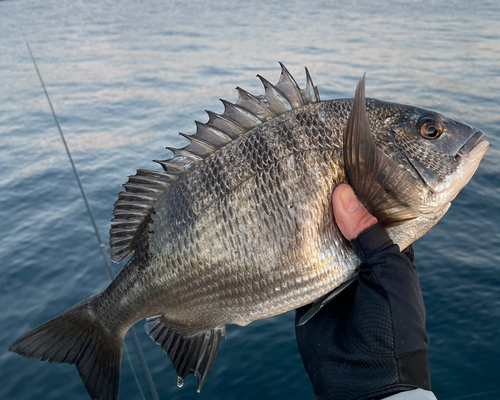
[108, 99, 354, 334]
[10, 66, 488, 400]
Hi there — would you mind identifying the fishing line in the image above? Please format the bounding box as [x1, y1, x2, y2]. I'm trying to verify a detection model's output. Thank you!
[123, 345, 147, 400]
[23, 34, 155, 400]
[14, 8, 159, 400]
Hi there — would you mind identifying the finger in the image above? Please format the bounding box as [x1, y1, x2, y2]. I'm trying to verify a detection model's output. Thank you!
[332, 184, 378, 240]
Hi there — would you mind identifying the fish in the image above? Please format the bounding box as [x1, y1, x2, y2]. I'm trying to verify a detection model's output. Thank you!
[10, 64, 488, 400]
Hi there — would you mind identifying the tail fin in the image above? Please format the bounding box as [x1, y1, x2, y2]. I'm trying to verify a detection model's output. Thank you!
[9, 294, 123, 400]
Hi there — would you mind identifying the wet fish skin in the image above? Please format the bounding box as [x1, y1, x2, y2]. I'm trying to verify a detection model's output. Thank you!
[107, 97, 485, 333]
[10, 68, 488, 400]
[99, 100, 355, 338]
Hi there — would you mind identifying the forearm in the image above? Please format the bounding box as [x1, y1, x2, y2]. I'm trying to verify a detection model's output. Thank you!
[351, 223, 431, 391]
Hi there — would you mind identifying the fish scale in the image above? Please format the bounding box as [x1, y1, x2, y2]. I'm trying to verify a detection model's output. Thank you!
[10, 66, 488, 400]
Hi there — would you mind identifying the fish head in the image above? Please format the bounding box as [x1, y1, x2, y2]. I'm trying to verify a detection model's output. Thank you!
[365, 100, 489, 246]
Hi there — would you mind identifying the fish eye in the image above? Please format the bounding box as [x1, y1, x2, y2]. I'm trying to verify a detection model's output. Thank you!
[418, 117, 443, 139]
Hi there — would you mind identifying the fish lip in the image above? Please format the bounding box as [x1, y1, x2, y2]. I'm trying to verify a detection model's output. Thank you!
[457, 130, 486, 157]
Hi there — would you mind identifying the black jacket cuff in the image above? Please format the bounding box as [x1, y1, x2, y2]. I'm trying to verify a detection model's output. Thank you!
[350, 222, 395, 261]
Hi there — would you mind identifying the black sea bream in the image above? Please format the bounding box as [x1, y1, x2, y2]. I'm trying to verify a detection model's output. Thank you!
[10, 64, 488, 400]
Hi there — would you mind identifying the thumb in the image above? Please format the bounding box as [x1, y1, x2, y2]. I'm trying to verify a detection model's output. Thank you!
[332, 184, 378, 241]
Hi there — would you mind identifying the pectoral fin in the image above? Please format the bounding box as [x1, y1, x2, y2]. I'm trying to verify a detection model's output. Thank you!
[343, 75, 419, 227]
[296, 275, 358, 326]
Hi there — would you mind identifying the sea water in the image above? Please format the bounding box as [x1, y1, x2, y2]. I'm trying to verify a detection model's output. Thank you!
[1, 0, 499, 399]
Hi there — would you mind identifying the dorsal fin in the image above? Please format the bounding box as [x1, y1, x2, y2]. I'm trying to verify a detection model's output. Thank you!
[110, 64, 320, 263]
[110, 169, 177, 262]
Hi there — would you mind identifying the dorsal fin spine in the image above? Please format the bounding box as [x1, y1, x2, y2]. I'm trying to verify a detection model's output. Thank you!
[111, 216, 144, 224]
[257, 74, 292, 115]
[118, 192, 156, 202]
[113, 201, 150, 211]
[123, 184, 163, 195]
[276, 62, 304, 108]
[179, 132, 217, 158]
[205, 110, 245, 139]
[235, 87, 276, 121]
[110, 235, 135, 245]
[110, 237, 134, 246]
[220, 99, 261, 129]
[153, 159, 188, 173]
[127, 174, 175, 185]
[166, 147, 203, 161]
[112, 209, 146, 216]
[194, 121, 232, 147]
[302, 67, 320, 104]
[135, 169, 177, 181]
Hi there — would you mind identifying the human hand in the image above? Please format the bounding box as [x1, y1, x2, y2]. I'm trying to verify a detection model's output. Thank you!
[332, 183, 377, 240]
[333, 183, 414, 262]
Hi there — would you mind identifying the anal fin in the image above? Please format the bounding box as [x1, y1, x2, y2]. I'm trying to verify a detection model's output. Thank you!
[145, 316, 225, 392]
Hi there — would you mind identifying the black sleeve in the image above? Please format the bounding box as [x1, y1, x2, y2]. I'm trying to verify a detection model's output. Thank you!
[295, 223, 431, 400]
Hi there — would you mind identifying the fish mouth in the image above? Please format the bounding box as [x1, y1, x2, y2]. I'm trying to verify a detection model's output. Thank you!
[457, 130, 489, 157]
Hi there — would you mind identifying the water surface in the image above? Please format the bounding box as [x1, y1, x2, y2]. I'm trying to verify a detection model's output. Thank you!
[1, 1, 499, 399]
